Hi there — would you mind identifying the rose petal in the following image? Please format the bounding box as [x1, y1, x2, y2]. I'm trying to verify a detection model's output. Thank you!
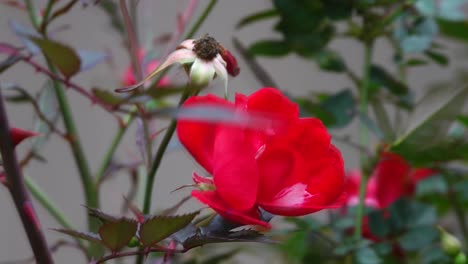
[284, 118, 331, 160]
[305, 145, 345, 205]
[177, 95, 234, 173]
[219, 48, 240, 77]
[212, 126, 259, 211]
[373, 152, 411, 208]
[192, 190, 270, 228]
[246, 88, 299, 120]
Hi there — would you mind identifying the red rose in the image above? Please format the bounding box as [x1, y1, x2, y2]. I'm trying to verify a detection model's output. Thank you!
[177, 88, 346, 228]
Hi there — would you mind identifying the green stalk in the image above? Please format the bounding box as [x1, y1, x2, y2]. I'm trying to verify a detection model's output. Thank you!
[185, 0, 218, 39]
[24, 0, 40, 27]
[354, 41, 374, 240]
[95, 115, 134, 184]
[24, 0, 101, 258]
[41, 0, 56, 24]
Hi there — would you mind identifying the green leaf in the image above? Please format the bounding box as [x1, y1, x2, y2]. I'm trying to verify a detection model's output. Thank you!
[390, 85, 468, 165]
[353, 247, 381, 264]
[248, 40, 290, 56]
[236, 9, 278, 29]
[315, 50, 346, 72]
[437, 19, 468, 42]
[394, 15, 438, 54]
[398, 226, 439, 251]
[416, 0, 468, 21]
[368, 211, 390, 238]
[139, 212, 198, 247]
[405, 58, 429, 67]
[389, 199, 437, 231]
[144, 86, 186, 100]
[281, 231, 308, 261]
[30, 37, 81, 78]
[416, 175, 448, 196]
[369, 65, 409, 95]
[421, 245, 452, 264]
[99, 218, 138, 252]
[425, 50, 449, 66]
[53, 228, 102, 244]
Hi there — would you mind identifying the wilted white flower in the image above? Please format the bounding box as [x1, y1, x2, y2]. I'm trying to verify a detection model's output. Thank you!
[116, 35, 239, 94]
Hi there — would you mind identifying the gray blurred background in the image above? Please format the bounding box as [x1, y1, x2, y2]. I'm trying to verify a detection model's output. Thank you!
[0, 1, 466, 263]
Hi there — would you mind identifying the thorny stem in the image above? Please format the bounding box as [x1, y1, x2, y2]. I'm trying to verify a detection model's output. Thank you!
[0, 89, 54, 264]
[19, 55, 116, 114]
[136, 86, 193, 264]
[46, 60, 101, 256]
[24, 175, 82, 247]
[24, 0, 102, 258]
[354, 40, 374, 241]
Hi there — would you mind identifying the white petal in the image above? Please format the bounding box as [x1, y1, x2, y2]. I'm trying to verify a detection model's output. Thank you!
[213, 55, 229, 96]
[189, 59, 215, 87]
[115, 49, 196, 93]
[178, 39, 196, 50]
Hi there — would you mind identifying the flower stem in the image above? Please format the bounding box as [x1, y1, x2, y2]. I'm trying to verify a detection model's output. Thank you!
[95, 115, 134, 184]
[24, 0, 40, 28]
[0, 89, 54, 264]
[354, 41, 374, 241]
[185, 0, 218, 39]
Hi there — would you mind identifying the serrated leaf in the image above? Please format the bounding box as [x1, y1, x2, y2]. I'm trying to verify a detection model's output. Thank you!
[86, 207, 120, 223]
[53, 228, 102, 244]
[30, 37, 81, 78]
[99, 219, 138, 252]
[390, 85, 468, 164]
[183, 229, 275, 250]
[248, 40, 290, 57]
[237, 9, 278, 29]
[139, 212, 198, 247]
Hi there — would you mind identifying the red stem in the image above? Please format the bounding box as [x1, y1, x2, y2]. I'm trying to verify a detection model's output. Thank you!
[0, 89, 54, 264]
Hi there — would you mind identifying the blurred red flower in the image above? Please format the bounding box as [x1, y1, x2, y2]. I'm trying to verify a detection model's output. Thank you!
[177, 88, 346, 228]
[345, 152, 435, 210]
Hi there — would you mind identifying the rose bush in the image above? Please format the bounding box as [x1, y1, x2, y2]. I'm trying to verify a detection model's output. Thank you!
[177, 87, 346, 228]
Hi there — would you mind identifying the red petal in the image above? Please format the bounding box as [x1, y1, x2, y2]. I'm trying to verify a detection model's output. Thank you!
[305, 145, 345, 204]
[256, 143, 302, 202]
[259, 186, 346, 216]
[373, 152, 410, 208]
[192, 172, 213, 185]
[176, 95, 234, 173]
[212, 126, 259, 211]
[219, 48, 240, 77]
[246, 88, 299, 124]
[10, 128, 38, 147]
[284, 118, 331, 160]
[192, 190, 270, 228]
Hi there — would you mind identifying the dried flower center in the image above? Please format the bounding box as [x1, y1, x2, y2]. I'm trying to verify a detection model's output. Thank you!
[193, 35, 220, 61]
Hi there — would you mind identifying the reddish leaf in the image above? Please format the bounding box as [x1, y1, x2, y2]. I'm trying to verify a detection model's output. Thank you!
[98, 219, 138, 252]
[139, 212, 198, 247]
[86, 206, 120, 223]
[53, 228, 102, 244]
[29, 37, 81, 78]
